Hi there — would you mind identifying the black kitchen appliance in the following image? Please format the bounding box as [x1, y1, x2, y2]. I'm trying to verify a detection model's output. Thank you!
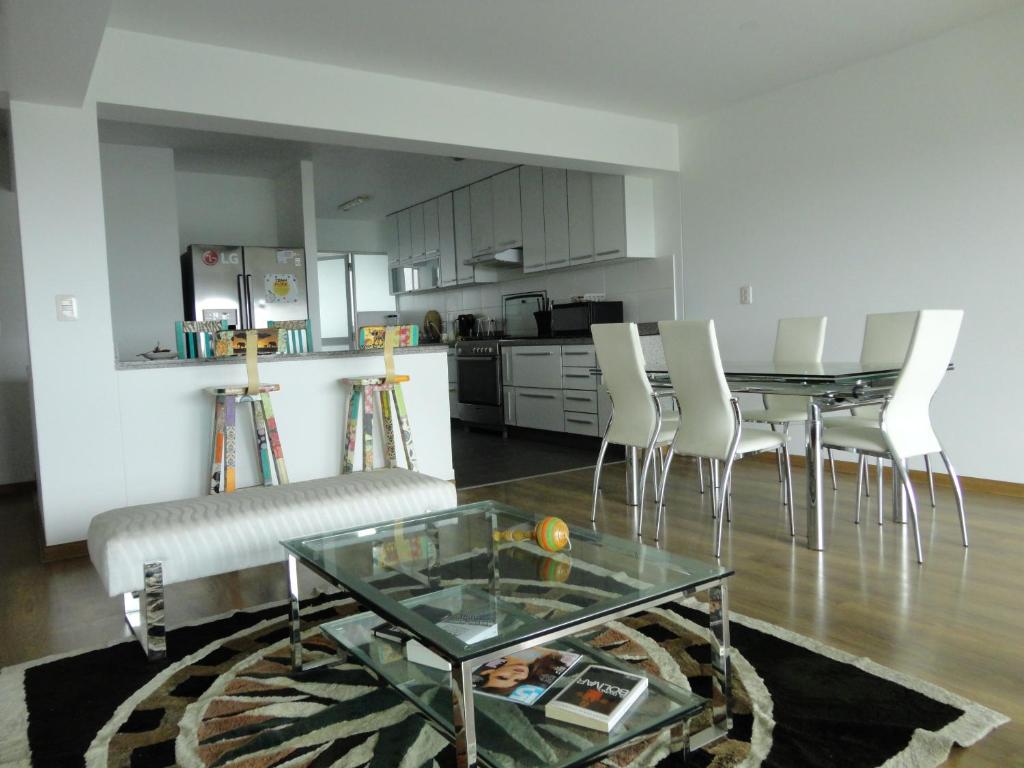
[455, 339, 504, 432]
[551, 300, 623, 337]
[456, 313, 476, 338]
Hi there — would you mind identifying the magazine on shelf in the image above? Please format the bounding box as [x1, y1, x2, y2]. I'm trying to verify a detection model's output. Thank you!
[544, 664, 648, 732]
[471, 646, 583, 707]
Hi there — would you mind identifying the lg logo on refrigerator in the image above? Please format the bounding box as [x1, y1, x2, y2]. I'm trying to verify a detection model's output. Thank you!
[202, 250, 239, 266]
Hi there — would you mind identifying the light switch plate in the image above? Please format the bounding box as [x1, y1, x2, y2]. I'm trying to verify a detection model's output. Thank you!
[56, 295, 78, 321]
[740, 285, 753, 305]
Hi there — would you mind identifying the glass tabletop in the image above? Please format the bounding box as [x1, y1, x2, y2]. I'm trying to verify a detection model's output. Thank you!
[720, 361, 902, 382]
[283, 500, 731, 663]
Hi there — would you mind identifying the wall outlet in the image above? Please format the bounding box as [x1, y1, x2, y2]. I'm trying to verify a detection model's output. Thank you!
[56, 295, 78, 321]
[740, 285, 753, 305]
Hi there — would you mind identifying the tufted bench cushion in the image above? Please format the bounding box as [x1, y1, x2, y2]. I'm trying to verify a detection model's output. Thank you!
[87, 469, 457, 598]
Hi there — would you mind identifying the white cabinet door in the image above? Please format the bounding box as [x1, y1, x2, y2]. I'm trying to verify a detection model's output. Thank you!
[469, 178, 494, 258]
[563, 411, 599, 436]
[592, 173, 627, 262]
[492, 167, 522, 251]
[542, 168, 570, 270]
[567, 170, 594, 265]
[505, 345, 562, 388]
[520, 166, 545, 272]
[423, 197, 440, 257]
[453, 187, 475, 284]
[385, 214, 400, 266]
[409, 203, 425, 261]
[438, 193, 457, 287]
[397, 209, 412, 263]
[515, 387, 564, 431]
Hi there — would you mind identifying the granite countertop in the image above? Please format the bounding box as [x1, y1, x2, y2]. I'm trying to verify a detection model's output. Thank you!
[498, 336, 594, 346]
[637, 322, 659, 336]
[116, 344, 448, 371]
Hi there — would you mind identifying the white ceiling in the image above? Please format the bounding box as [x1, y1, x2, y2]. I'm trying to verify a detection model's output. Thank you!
[97, 120, 513, 220]
[107, 0, 1021, 121]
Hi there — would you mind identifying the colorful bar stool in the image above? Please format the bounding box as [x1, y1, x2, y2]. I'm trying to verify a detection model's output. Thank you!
[207, 383, 289, 493]
[341, 374, 417, 473]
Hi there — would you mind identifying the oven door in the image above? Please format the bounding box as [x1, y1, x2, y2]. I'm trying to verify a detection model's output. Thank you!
[456, 356, 502, 406]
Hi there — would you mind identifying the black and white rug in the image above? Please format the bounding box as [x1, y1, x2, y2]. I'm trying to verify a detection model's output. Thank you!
[0, 574, 1007, 767]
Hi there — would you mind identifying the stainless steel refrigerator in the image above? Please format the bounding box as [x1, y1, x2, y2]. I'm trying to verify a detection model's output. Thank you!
[181, 244, 309, 329]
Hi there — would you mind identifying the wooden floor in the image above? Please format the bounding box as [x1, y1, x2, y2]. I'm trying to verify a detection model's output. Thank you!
[0, 461, 1020, 766]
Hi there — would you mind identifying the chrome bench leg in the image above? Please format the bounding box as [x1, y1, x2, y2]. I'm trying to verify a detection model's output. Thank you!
[124, 560, 166, 661]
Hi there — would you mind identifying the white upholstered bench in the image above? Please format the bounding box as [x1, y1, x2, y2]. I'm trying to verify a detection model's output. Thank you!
[87, 468, 457, 659]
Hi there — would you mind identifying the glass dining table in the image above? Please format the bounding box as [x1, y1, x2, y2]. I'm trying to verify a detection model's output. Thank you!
[599, 362, 909, 552]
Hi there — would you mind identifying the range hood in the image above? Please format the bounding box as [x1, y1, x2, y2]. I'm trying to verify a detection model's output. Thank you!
[465, 247, 522, 268]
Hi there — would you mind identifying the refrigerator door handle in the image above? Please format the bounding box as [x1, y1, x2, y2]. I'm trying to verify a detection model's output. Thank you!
[245, 273, 255, 329]
[236, 274, 248, 329]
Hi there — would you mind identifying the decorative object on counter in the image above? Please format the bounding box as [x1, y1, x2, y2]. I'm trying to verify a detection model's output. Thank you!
[342, 327, 418, 473]
[138, 343, 177, 361]
[175, 319, 229, 359]
[206, 331, 289, 493]
[492, 515, 571, 552]
[213, 328, 282, 357]
[422, 310, 443, 343]
[358, 324, 419, 350]
[268, 319, 313, 354]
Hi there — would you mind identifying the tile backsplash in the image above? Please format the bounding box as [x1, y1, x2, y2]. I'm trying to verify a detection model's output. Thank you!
[397, 256, 675, 337]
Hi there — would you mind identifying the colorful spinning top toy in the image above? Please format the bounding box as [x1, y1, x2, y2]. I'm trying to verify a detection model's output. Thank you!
[492, 516, 571, 552]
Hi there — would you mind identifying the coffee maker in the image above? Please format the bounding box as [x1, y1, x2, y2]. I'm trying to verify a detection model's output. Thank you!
[456, 314, 475, 338]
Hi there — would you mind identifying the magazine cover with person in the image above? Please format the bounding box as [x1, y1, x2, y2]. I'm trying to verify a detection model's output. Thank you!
[472, 646, 582, 706]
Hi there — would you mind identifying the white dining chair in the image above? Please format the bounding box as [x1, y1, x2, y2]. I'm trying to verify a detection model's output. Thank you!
[822, 310, 967, 563]
[743, 316, 829, 487]
[656, 320, 793, 557]
[590, 323, 678, 524]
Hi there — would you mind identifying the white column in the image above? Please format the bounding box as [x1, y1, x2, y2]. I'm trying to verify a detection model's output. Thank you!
[10, 100, 127, 545]
[300, 159, 322, 351]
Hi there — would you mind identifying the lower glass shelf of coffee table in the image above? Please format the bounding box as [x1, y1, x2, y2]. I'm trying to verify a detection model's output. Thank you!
[321, 611, 708, 768]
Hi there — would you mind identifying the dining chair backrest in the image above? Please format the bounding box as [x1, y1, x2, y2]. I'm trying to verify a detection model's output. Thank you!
[592, 323, 658, 448]
[855, 311, 918, 419]
[658, 320, 736, 461]
[882, 310, 962, 458]
[765, 316, 827, 413]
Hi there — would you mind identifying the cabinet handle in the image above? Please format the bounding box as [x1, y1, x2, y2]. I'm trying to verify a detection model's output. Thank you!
[565, 396, 591, 402]
[546, 258, 569, 265]
[564, 350, 592, 355]
[596, 249, 621, 257]
[564, 373, 590, 378]
[520, 393, 557, 399]
[570, 254, 593, 261]
[567, 417, 594, 424]
[515, 351, 553, 357]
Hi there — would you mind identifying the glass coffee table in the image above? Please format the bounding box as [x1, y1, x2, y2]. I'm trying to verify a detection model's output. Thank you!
[282, 500, 734, 768]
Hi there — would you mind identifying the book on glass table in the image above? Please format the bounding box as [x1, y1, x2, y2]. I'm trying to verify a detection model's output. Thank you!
[471, 646, 583, 706]
[545, 664, 649, 732]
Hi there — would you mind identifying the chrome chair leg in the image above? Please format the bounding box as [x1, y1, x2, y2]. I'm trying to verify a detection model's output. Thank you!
[860, 455, 870, 497]
[924, 454, 936, 508]
[714, 455, 738, 558]
[655, 449, 677, 541]
[877, 458, 884, 525]
[636, 438, 658, 534]
[590, 435, 611, 523]
[697, 457, 706, 494]
[827, 448, 838, 491]
[939, 449, 969, 547]
[855, 454, 864, 524]
[782, 443, 795, 536]
[770, 423, 783, 482]
[894, 457, 923, 563]
[710, 460, 720, 518]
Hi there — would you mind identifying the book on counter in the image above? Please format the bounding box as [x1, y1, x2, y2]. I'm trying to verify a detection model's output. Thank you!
[471, 646, 583, 706]
[544, 664, 648, 731]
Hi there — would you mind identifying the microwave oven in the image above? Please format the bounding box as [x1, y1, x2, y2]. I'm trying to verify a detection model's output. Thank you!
[550, 301, 624, 337]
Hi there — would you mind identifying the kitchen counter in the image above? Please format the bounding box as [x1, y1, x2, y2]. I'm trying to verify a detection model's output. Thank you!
[116, 344, 447, 370]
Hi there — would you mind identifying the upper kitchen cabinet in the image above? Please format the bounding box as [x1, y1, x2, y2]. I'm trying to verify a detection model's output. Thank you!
[491, 167, 523, 252]
[567, 170, 595, 265]
[438, 192, 457, 287]
[593, 174, 655, 261]
[542, 168, 571, 270]
[422, 197, 440, 258]
[454, 187, 496, 284]
[385, 214, 400, 266]
[397, 208, 413, 263]
[520, 166, 545, 272]
[469, 178, 494, 258]
[409, 202, 426, 261]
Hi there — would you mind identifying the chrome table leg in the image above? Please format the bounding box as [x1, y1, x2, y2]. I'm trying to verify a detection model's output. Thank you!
[288, 554, 303, 671]
[451, 660, 477, 767]
[708, 582, 733, 736]
[123, 561, 166, 660]
[805, 400, 825, 550]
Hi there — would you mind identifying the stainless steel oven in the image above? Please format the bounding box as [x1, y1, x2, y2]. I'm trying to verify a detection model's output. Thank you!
[455, 340, 504, 429]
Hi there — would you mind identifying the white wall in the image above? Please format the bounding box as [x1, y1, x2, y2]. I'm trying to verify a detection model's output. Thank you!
[678, 7, 1024, 483]
[176, 171, 282, 250]
[100, 143, 182, 360]
[316, 218, 388, 254]
[9, 101, 126, 543]
[0, 185, 34, 484]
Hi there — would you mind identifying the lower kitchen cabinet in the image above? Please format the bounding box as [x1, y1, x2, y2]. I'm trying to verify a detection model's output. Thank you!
[513, 387, 564, 431]
[503, 386, 516, 425]
[562, 388, 597, 413]
[564, 411, 600, 436]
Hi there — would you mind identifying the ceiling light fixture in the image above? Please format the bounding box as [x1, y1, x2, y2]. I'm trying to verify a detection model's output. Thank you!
[337, 194, 371, 212]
